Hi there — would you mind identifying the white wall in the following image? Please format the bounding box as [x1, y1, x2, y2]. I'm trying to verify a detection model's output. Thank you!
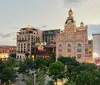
[93, 34, 100, 64]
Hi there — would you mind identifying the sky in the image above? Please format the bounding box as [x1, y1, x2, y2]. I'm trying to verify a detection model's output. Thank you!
[0, 0, 100, 45]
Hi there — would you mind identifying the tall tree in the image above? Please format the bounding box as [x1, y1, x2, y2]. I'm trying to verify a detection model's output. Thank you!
[0, 67, 16, 84]
[49, 61, 64, 85]
[33, 57, 47, 70]
[18, 62, 27, 79]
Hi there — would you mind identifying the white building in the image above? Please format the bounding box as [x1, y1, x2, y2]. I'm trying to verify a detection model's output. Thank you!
[93, 34, 100, 65]
[16, 25, 42, 60]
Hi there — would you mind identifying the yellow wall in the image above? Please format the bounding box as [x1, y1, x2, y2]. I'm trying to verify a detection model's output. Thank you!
[0, 53, 9, 59]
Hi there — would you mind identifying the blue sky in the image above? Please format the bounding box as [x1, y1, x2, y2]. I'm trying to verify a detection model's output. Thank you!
[0, 0, 100, 45]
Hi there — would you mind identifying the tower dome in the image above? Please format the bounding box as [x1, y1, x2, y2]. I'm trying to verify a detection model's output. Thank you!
[80, 22, 84, 27]
[65, 8, 74, 24]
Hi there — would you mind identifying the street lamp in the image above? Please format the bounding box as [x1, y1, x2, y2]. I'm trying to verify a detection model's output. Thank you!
[34, 73, 36, 85]
[30, 70, 36, 85]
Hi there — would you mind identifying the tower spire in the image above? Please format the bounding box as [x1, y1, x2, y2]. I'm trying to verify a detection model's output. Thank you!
[65, 8, 74, 24]
[68, 8, 73, 18]
[69, 8, 72, 12]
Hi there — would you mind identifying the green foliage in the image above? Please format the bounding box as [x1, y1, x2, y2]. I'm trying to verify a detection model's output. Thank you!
[75, 71, 97, 85]
[47, 80, 54, 85]
[33, 57, 48, 70]
[49, 53, 56, 63]
[0, 58, 17, 84]
[4, 58, 16, 67]
[57, 56, 68, 65]
[0, 66, 16, 84]
[18, 62, 27, 74]
[49, 61, 64, 84]
[64, 81, 76, 85]
[57, 56, 99, 85]
[25, 75, 34, 85]
[25, 71, 45, 85]
[9, 53, 16, 59]
[24, 57, 33, 69]
[58, 56, 79, 66]
[76, 63, 97, 73]
[36, 71, 45, 85]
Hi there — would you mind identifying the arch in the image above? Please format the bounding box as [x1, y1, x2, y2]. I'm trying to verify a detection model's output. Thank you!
[66, 42, 72, 47]
[67, 43, 71, 47]
[58, 43, 63, 53]
[77, 42, 82, 47]
[67, 43, 72, 53]
[77, 42, 82, 52]
[58, 43, 63, 47]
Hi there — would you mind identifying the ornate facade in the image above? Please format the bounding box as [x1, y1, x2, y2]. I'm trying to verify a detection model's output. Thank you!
[56, 9, 92, 62]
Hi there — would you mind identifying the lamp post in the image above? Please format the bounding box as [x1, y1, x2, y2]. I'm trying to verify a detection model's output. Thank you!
[34, 73, 36, 85]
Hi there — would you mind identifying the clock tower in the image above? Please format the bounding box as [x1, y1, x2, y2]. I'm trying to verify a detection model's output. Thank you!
[64, 9, 76, 33]
[56, 9, 90, 62]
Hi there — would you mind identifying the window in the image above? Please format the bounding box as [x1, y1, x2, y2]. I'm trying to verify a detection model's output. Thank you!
[59, 44, 62, 47]
[77, 43, 81, 47]
[67, 49, 71, 52]
[59, 54, 62, 57]
[88, 41, 91, 44]
[45, 37, 47, 42]
[28, 49, 30, 51]
[85, 48, 88, 54]
[34, 36, 35, 41]
[28, 35, 30, 40]
[77, 54, 81, 58]
[68, 54, 71, 57]
[31, 36, 33, 40]
[67, 43, 71, 47]
[77, 43, 82, 52]
[77, 49, 82, 52]
[67, 43, 72, 52]
[59, 49, 62, 52]
[25, 35, 26, 40]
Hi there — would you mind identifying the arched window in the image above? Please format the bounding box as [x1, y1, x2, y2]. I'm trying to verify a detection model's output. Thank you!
[77, 43, 81, 47]
[58, 44, 62, 52]
[67, 43, 71, 47]
[67, 43, 72, 52]
[77, 43, 82, 52]
[59, 44, 62, 47]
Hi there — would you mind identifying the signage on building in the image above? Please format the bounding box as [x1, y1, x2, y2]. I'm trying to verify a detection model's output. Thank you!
[35, 42, 46, 51]
[38, 45, 44, 51]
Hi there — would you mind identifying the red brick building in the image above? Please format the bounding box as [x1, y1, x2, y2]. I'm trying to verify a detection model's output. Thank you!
[0, 46, 16, 59]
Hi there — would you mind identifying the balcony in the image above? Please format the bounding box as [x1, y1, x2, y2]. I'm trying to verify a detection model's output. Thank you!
[17, 39, 27, 42]
[17, 51, 27, 53]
